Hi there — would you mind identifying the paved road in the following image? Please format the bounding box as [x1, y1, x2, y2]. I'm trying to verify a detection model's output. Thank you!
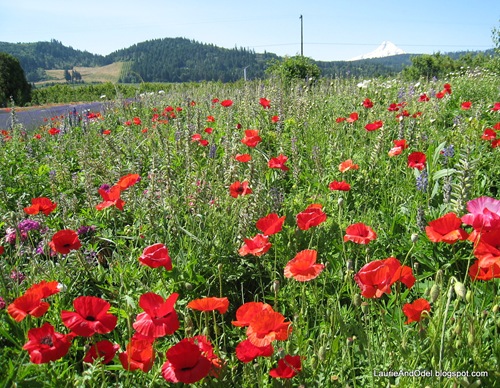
[0, 102, 105, 131]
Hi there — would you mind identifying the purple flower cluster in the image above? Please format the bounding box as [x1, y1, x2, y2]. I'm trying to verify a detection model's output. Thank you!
[18, 219, 41, 234]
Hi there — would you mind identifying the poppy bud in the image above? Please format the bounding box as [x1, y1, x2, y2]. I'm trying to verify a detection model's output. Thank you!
[435, 269, 443, 284]
[352, 294, 362, 307]
[466, 290, 473, 303]
[337, 197, 344, 207]
[430, 284, 440, 303]
[272, 280, 280, 294]
[346, 259, 354, 272]
[184, 282, 193, 291]
[467, 332, 474, 346]
[453, 321, 462, 336]
[318, 345, 326, 361]
[492, 304, 499, 314]
[454, 282, 466, 300]
[411, 233, 419, 243]
[361, 302, 369, 314]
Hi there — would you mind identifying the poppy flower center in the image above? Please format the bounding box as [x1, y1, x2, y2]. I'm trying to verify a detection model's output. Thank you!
[40, 335, 54, 346]
[236, 187, 244, 194]
[86, 315, 96, 321]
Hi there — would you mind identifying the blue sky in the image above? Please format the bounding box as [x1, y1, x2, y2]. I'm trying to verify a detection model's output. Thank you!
[1, 1, 498, 61]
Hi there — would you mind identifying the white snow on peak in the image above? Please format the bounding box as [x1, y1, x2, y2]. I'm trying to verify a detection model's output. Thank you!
[348, 41, 406, 61]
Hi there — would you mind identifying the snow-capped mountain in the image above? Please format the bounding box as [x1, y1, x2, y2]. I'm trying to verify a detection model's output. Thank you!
[348, 41, 406, 61]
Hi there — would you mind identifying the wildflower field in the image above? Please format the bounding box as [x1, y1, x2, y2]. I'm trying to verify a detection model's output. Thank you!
[1, 72, 500, 387]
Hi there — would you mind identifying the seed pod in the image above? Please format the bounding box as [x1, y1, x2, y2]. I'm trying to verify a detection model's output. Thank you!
[411, 233, 419, 243]
[338, 197, 344, 207]
[492, 304, 499, 313]
[430, 284, 440, 303]
[454, 281, 466, 300]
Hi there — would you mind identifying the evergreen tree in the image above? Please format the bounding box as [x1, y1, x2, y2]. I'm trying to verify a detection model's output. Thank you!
[0, 52, 32, 107]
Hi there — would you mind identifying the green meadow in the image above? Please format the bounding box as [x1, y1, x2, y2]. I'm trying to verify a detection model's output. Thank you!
[0, 71, 499, 387]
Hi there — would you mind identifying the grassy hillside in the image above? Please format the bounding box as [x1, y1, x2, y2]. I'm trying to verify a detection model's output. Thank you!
[39, 62, 127, 85]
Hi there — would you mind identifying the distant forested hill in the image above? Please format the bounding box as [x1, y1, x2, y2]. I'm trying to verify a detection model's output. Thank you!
[0, 40, 109, 81]
[1, 38, 492, 84]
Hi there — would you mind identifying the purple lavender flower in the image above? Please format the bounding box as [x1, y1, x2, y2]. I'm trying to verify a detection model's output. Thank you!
[18, 219, 41, 233]
[77, 225, 96, 236]
[10, 270, 26, 284]
[416, 169, 428, 192]
[0, 296, 5, 309]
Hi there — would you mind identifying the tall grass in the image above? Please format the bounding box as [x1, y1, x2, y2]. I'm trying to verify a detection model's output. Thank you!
[1, 71, 499, 387]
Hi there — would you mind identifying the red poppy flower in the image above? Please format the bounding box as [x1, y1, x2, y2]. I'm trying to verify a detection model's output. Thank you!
[492, 139, 500, 148]
[204, 127, 213, 134]
[336, 117, 346, 123]
[161, 340, 212, 384]
[133, 292, 180, 338]
[346, 112, 359, 123]
[220, 99, 233, 107]
[232, 302, 274, 327]
[8, 291, 50, 322]
[407, 152, 426, 170]
[269, 355, 302, 379]
[256, 213, 286, 235]
[212, 98, 219, 104]
[119, 338, 155, 372]
[235, 153, 252, 162]
[362, 98, 373, 108]
[402, 299, 431, 324]
[206, 115, 215, 122]
[419, 93, 430, 102]
[393, 139, 408, 149]
[339, 159, 359, 172]
[24, 197, 57, 216]
[461, 101, 472, 110]
[296, 204, 327, 231]
[26, 280, 61, 298]
[187, 297, 229, 314]
[96, 185, 125, 211]
[268, 154, 289, 171]
[235, 339, 273, 363]
[354, 257, 414, 298]
[387, 103, 399, 112]
[259, 98, 271, 109]
[84, 340, 120, 364]
[229, 180, 252, 198]
[284, 249, 325, 282]
[473, 229, 500, 268]
[241, 129, 262, 148]
[102, 129, 111, 135]
[469, 260, 500, 281]
[344, 223, 377, 244]
[364, 120, 383, 131]
[328, 180, 351, 191]
[49, 229, 81, 254]
[443, 83, 452, 94]
[23, 322, 74, 364]
[425, 212, 468, 244]
[0, 246, 4, 255]
[271, 115, 280, 123]
[61, 296, 117, 337]
[48, 127, 60, 135]
[139, 243, 172, 270]
[117, 173, 140, 191]
[491, 102, 500, 111]
[239, 234, 271, 256]
[436, 91, 445, 99]
[133, 117, 142, 125]
[482, 128, 496, 140]
[246, 309, 292, 347]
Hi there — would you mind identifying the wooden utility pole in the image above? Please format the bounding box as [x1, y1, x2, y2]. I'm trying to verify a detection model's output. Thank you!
[300, 15, 303, 56]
